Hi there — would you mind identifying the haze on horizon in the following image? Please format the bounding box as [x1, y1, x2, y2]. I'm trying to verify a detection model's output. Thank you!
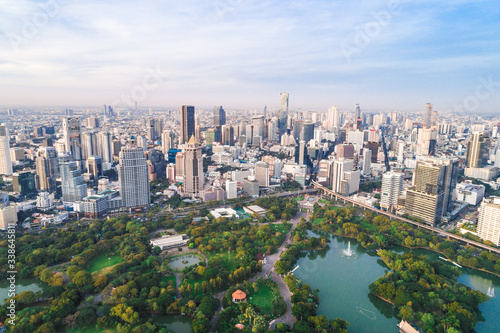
[1, 0, 500, 113]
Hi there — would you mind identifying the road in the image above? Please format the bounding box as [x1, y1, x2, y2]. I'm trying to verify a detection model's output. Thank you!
[209, 211, 307, 331]
[158, 189, 317, 217]
[312, 181, 500, 255]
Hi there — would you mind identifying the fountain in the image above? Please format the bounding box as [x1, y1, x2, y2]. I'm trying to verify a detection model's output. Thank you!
[487, 287, 495, 298]
[343, 241, 354, 257]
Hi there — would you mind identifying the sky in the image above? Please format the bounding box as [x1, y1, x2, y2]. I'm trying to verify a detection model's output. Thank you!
[0, 0, 500, 113]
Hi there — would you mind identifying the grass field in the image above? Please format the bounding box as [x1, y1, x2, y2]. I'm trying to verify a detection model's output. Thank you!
[248, 281, 276, 316]
[87, 253, 124, 273]
[208, 251, 238, 272]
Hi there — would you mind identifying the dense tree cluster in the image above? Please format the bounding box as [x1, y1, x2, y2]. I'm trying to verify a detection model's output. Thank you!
[371, 251, 488, 333]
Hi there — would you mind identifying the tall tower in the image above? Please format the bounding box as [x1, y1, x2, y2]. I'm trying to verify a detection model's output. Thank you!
[213, 105, 226, 127]
[466, 131, 490, 168]
[180, 105, 195, 144]
[62, 117, 83, 161]
[279, 92, 289, 135]
[36, 156, 52, 191]
[327, 106, 339, 130]
[0, 124, 13, 175]
[118, 138, 150, 208]
[59, 154, 87, 202]
[424, 103, 433, 128]
[97, 131, 112, 167]
[183, 135, 204, 196]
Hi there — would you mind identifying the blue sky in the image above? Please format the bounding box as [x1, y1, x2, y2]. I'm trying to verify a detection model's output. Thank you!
[0, 0, 499, 113]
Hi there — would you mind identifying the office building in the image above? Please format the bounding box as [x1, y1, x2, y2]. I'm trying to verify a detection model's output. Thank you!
[423, 103, 433, 128]
[0, 204, 17, 230]
[60, 154, 87, 202]
[405, 158, 458, 225]
[183, 135, 204, 196]
[255, 161, 270, 187]
[214, 105, 226, 127]
[0, 124, 13, 175]
[477, 198, 500, 246]
[226, 180, 237, 199]
[180, 105, 195, 144]
[454, 181, 485, 206]
[87, 156, 103, 179]
[381, 171, 404, 210]
[36, 156, 54, 192]
[279, 92, 289, 134]
[97, 132, 112, 167]
[466, 131, 490, 168]
[118, 138, 150, 208]
[62, 117, 83, 161]
[13, 171, 37, 196]
[362, 148, 372, 176]
[416, 128, 437, 156]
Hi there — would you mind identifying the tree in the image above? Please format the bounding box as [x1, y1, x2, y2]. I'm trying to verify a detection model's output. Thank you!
[72, 270, 92, 287]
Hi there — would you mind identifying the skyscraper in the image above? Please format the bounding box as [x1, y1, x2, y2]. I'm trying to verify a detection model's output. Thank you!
[467, 131, 490, 168]
[416, 128, 437, 156]
[97, 131, 112, 167]
[405, 158, 458, 225]
[423, 103, 433, 128]
[36, 156, 53, 192]
[60, 154, 87, 202]
[381, 171, 404, 210]
[213, 105, 226, 127]
[0, 124, 13, 175]
[180, 105, 195, 144]
[183, 135, 204, 196]
[327, 106, 340, 130]
[255, 161, 270, 187]
[279, 92, 289, 134]
[477, 197, 500, 246]
[118, 138, 150, 208]
[62, 117, 83, 161]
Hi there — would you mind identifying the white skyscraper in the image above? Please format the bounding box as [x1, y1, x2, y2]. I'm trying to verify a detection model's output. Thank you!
[118, 138, 150, 208]
[477, 197, 500, 246]
[362, 148, 372, 176]
[381, 171, 404, 210]
[97, 131, 112, 168]
[255, 161, 270, 187]
[226, 180, 237, 199]
[0, 124, 13, 175]
[327, 106, 339, 130]
[330, 158, 354, 194]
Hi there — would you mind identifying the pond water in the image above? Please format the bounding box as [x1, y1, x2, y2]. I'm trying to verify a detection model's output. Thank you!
[0, 278, 48, 303]
[293, 232, 500, 333]
[145, 314, 192, 333]
[169, 254, 202, 271]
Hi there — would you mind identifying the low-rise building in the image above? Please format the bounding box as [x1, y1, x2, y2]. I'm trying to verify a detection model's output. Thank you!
[454, 181, 485, 206]
[150, 234, 189, 250]
[243, 205, 267, 217]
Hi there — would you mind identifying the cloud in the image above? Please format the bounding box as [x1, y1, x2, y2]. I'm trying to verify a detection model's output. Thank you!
[0, 0, 499, 113]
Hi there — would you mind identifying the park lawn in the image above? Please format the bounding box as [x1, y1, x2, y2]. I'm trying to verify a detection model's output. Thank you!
[249, 282, 274, 316]
[357, 217, 378, 234]
[87, 253, 124, 274]
[319, 198, 331, 204]
[208, 251, 238, 272]
[312, 217, 325, 225]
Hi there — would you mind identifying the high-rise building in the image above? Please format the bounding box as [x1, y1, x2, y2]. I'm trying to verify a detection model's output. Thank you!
[423, 103, 433, 128]
[13, 171, 37, 196]
[416, 128, 437, 156]
[62, 117, 83, 161]
[87, 156, 103, 179]
[279, 92, 289, 134]
[82, 132, 97, 160]
[60, 154, 87, 202]
[405, 158, 458, 225]
[221, 125, 234, 146]
[226, 180, 237, 199]
[330, 158, 353, 194]
[161, 130, 174, 154]
[466, 131, 490, 168]
[0, 124, 13, 175]
[301, 121, 315, 143]
[381, 171, 404, 210]
[477, 197, 500, 246]
[97, 131, 112, 168]
[255, 161, 270, 187]
[180, 105, 195, 144]
[317, 160, 331, 186]
[183, 135, 204, 196]
[327, 106, 339, 130]
[36, 156, 54, 192]
[118, 138, 150, 208]
[362, 148, 372, 176]
[214, 106, 226, 127]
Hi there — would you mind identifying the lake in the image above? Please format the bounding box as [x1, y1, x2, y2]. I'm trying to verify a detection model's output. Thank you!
[293, 233, 500, 333]
[0, 278, 48, 303]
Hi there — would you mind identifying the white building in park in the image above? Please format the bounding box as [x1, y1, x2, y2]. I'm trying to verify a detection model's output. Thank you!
[210, 208, 238, 219]
[150, 234, 189, 250]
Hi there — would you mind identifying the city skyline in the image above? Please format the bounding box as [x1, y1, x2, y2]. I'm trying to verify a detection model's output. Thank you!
[1, 0, 500, 113]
